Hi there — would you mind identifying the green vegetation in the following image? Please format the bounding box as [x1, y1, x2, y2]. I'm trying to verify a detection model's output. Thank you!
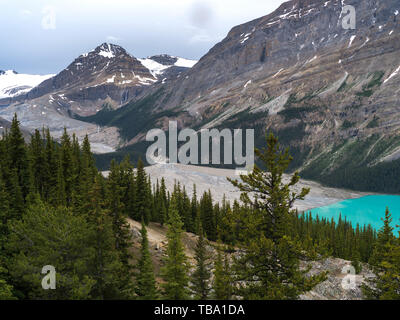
[228, 133, 326, 299]
[161, 198, 190, 300]
[2, 116, 400, 300]
[341, 120, 356, 129]
[301, 135, 400, 193]
[76, 89, 183, 142]
[278, 106, 319, 122]
[337, 76, 350, 92]
[190, 227, 212, 299]
[135, 220, 158, 299]
[363, 208, 400, 299]
[356, 71, 385, 98]
[367, 117, 380, 128]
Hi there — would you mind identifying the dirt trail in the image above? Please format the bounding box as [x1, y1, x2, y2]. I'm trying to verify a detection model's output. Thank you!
[127, 218, 201, 259]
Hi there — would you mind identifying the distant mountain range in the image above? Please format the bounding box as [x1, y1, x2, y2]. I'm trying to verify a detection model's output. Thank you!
[0, 70, 54, 99]
[1, 0, 400, 192]
[0, 44, 197, 153]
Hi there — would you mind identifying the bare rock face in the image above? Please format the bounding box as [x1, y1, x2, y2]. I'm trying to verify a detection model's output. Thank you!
[149, 54, 179, 66]
[300, 257, 375, 300]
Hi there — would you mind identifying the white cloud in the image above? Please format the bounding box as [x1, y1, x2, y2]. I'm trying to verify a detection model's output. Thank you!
[41, 6, 56, 30]
[106, 35, 122, 42]
[189, 33, 223, 44]
[20, 9, 32, 17]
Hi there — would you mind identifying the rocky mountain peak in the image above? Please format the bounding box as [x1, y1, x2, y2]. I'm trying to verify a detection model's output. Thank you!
[82, 43, 129, 60]
[18, 42, 157, 112]
[148, 54, 179, 66]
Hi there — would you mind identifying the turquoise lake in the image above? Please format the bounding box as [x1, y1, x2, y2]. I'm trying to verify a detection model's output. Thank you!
[310, 195, 400, 233]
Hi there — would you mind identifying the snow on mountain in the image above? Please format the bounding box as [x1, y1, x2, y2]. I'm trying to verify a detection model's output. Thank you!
[0, 70, 54, 99]
[138, 55, 197, 78]
[174, 57, 197, 68]
[138, 58, 170, 77]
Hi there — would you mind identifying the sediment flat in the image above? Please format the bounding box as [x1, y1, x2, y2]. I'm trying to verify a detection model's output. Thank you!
[143, 163, 373, 212]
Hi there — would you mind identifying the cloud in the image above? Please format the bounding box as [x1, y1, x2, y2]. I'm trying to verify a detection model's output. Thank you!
[189, 33, 223, 44]
[185, 25, 223, 44]
[41, 6, 56, 30]
[20, 9, 32, 17]
[106, 35, 122, 42]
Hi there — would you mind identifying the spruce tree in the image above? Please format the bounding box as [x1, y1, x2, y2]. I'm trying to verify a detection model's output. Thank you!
[213, 242, 232, 300]
[86, 176, 132, 299]
[8, 114, 30, 199]
[228, 132, 325, 299]
[135, 219, 158, 300]
[191, 226, 212, 299]
[135, 158, 150, 224]
[200, 190, 216, 241]
[161, 197, 190, 300]
[106, 160, 132, 264]
[363, 208, 400, 299]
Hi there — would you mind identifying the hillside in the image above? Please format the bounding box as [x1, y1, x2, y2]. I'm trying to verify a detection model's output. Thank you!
[128, 217, 374, 300]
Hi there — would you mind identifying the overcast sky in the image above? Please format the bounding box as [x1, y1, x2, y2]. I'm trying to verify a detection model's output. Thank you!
[0, 0, 286, 74]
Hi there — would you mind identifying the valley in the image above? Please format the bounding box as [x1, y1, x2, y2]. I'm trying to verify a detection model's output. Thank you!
[1, 0, 400, 302]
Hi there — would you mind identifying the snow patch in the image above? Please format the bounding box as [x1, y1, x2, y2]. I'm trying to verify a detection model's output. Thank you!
[139, 58, 169, 77]
[98, 44, 115, 59]
[243, 80, 252, 88]
[139, 56, 197, 78]
[272, 68, 284, 78]
[348, 35, 356, 48]
[0, 70, 54, 99]
[175, 57, 197, 68]
[106, 75, 116, 83]
[384, 65, 400, 84]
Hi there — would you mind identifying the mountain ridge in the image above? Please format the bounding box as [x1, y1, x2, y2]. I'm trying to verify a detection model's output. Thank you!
[89, 0, 400, 193]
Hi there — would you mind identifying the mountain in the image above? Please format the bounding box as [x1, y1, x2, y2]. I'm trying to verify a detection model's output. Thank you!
[89, 0, 400, 193]
[139, 55, 197, 83]
[0, 70, 54, 99]
[7, 43, 158, 116]
[0, 43, 197, 154]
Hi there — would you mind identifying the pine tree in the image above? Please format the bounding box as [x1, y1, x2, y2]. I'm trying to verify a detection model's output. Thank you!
[200, 190, 216, 241]
[7, 203, 96, 299]
[159, 178, 168, 226]
[161, 197, 190, 300]
[135, 219, 158, 300]
[106, 160, 132, 264]
[135, 158, 151, 224]
[8, 114, 30, 199]
[363, 208, 400, 299]
[60, 128, 74, 205]
[0, 266, 15, 300]
[213, 243, 232, 300]
[191, 226, 212, 299]
[74, 135, 96, 214]
[86, 176, 132, 299]
[43, 129, 58, 204]
[369, 207, 395, 266]
[228, 132, 325, 299]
